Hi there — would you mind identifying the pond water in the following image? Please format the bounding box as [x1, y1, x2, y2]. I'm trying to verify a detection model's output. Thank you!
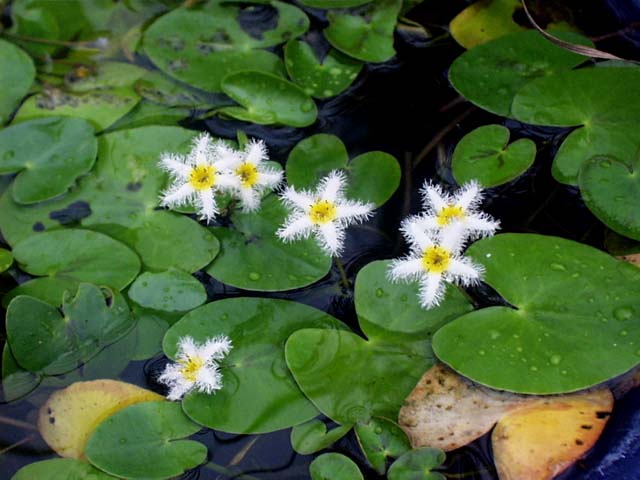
[1, 0, 639, 479]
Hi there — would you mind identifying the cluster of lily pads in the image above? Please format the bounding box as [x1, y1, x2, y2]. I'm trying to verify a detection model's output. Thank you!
[0, 0, 639, 479]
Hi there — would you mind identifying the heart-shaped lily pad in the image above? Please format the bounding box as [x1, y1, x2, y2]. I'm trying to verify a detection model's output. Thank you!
[135, 70, 230, 108]
[206, 194, 331, 291]
[12, 458, 114, 480]
[284, 40, 363, 99]
[0, 126, 219, 273]
[452, 124, 536, 187]
[0, 117, 97, 204]
[387, 448, 446, 480]
[6, 283, 133, 375]
[220, 71, 317, 127]
[433, 233, 640, 394]
[310, 453, 364, 480]
[579, 155, 640, 241]
[85, 401, 206, 479]
[511, 67, 640, 184]
[163, 297, 346, 433]
[324, 0, 402, 63]
[0, 39, 35, 124]
[286, 260, 472, 425]
[128, 269, 206, 312]
[286, 134, 400, 207]
[291, 418, 353, 455]
[449, 30, 592, 117]
[355, 417, 410, 474]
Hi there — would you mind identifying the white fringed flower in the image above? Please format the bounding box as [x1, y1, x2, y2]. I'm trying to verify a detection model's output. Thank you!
[158, 335, 232, 401]
[277, 170, 374, 255]
[215, 139, 283, 212]
[159, 133, 237, 222]
[416, 180, 499, 240]
[389, 221, 483, 309]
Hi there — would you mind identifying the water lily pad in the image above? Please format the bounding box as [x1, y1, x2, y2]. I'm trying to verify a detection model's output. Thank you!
[130, 308, 172, 361]
[12, 458, 114, 480]
[284, 40, 363, 99]
[2, 344, 41, 402]
[286, 260, 472, 425]
[299, 0, 372, 6]
[291, 418, 352, 455]
[0, 117, 97, 204]
[452, 124, 536, 188]
[0, 126, 219, 273]
[220, 71, 317, 127]
[85, 401, 207, 479]
[387, 448, 446, 480]
[128, 269, 206, 312]
[432, 233, 640, 394]
[449, 30, 592, 117]
[324, 0, 402, 63]
[163, 297, 345, 433]
[0, 248, 13, 273]
[142, 1, 307, 93]
[310, 453, 364, 480]
[103, 99, 192, 132]
[286, 134, 401, 207]
[6, 284, 134, 375]
[0, 39, 35, 125]
[206, 194, 331, 291]
[512, 67, 640, 184]
[39, 379, 162, 459]
[135, 70, 229, 108]
[355, 417, 410, 474]
[66, 62, 147, 93]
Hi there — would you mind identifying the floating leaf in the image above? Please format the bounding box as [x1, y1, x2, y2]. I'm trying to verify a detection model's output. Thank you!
[163, 297, 346, 434]
[449, 30, 592, 117]
[103, 99, 192, 132]
[128, 269, 206, 312]
[38, 379, 162, 459]
[66, 62, 147, 92]
[433, 234, 640, 394]
[0, 248, 13, 273]
[291, 419, 352, 455]
[284, 40, 363, 99]
[2, 344, 41, 402]
[286, 134, 401, 207]
[512, 67, 640, 184]
[85, 401, 207, 479]
[0, 117, 97, 204]
[310, 453, 364, 480]
[220, 71, 317, 127]
[135, 70, 229, 108]
[6, 284, 134, 375]
[12, 458, 114, 480]
[130, 308, 172, 361]
[387, 448, 446, 480]
[206, 195, 331, 291]
[0, 39, 35, 124]
[355, 417, 411, 474]
[452, 124, 536, 188]
[299, 0, 372, 6]
[325, 0, 402, 63]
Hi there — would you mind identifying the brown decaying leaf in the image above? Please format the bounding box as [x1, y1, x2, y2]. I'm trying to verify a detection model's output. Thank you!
[618, 253, 640, 268]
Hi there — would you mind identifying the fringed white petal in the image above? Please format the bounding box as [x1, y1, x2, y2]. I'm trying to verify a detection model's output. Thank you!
[401, 217, 435, 251]
[176, 336, 199, 360]
[419, 273, 446, 309]
[195, 365, 223, 394]
[388, 257, 424, 282]
[197, 189, 218, 221]
[239, 188, 261, 212]
[464, 213, 500, 238]
[336, 200, 373, 223]
[201, 335, 233, 361]
[413, 215, 440, 232]
[420, 181, 450, 212]
[158, 363, 194, 401]
[454, 179, 483, 211]
[189, 133, 214, 165]
[159, 153, 191, 179]
[319, 170, 346, 202]
[280, 186, 314, 211]
[277, 215, 314, 241]
[244, 139, 268, 165]
[216, 173, 240, 190]
[317, 222, 345, 255]
[257, 169, 283, 189]
[439, 223, 467, 255]
[161, 182, 196, 208]
[447, 257, 483, 286]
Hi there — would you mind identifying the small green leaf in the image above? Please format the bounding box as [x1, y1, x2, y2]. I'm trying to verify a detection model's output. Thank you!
[0, 39, 35, 125]
[128, 269, 206, 312]
[291, 418, 352, 455]
[310, 453, 364, 480]
[0, 248, 13, 273]
[135, 70, 231, 108]
[298, 0, 372, 7]
[387, 448, 447, 480]
[355, 417, 411, 474]
[12, 458, 114, 480]
[2, 344, 41, 402]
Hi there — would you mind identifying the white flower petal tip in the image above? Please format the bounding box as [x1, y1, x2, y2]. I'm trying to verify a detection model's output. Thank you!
[158, 334, 233, 401]
[277, 170, 375, 256]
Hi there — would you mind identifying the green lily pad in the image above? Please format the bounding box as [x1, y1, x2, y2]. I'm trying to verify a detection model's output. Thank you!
[103, 99, 192, 132]
[135, 70, 229, 108]
[86, 401, 206, 479]
[6, 283, 133, 375]
[12, 458, 114, 480]
[284, 40, 363, 99]
[452, 124, 536, 188]
[131, 308, 172, 361]
[163, 297, 346, 434]
[433, 233, 640, 394]
[0, 117, 97, 204]
[325, 0, 402, 63]
[142, 1, 308, 93]
[291, 418, 353, 455]
[2, 344, 41, 402]
[220, 71, 317, 127]
[286, 134, 400, 207]
[128, 269, 206, 312]
[286, 260, 472, 425]
[355, 417, 411, 474]
[580, 155, 640, 241]
[299, 0, 372, 6]
[0, 39, 35, 125]
[449, 30, 592, 117]
[511, 67, 640, 184]
[387, 448, 447, 480]
[67, 61, 147, 93]
[206, 194, 331, 291]
[0, 126, 219, 273]
[0, 248, 13, 273]
[310, 453, 363, 480]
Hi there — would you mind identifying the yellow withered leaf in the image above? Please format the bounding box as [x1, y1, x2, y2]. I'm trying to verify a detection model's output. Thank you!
[39, 379, 163, 459]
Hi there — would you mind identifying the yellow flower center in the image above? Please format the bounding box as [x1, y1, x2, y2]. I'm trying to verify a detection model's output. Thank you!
[437, 204, 465, 226]
[235, 163, 259, 188]
[422, 246, 451, 274]
[309, 200, 337, 225]
[189, 164, 216, 190]
[179, 355, 205, 383]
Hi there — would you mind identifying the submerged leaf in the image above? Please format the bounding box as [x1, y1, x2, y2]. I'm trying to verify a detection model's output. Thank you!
[355, 417, 411, 474]
[387, 447, 446, 480]
[0, 39, 35, 125]
[291, 419, 353, 455]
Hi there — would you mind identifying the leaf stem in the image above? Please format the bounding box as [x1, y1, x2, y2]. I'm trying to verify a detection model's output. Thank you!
[0, 434, 35, 455]
[0, 415, 37, 431]
[202, 461, 259, 479]
[334, 256, 351, 290]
